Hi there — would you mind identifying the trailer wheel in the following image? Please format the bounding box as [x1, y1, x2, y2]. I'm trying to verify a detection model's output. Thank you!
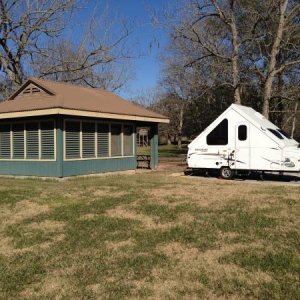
[220, 167, 234, 179]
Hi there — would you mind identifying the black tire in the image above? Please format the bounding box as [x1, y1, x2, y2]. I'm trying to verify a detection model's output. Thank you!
[220, 167, 234, 180]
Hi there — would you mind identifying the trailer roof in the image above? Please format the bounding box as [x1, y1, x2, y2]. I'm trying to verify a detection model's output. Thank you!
[232, 104, 277, 130]
[189, 104, 298, 148]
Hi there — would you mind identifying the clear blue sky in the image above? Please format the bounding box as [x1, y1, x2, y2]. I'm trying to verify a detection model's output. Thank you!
[72, 0, 169, 99]
[109, 0, 168, 99]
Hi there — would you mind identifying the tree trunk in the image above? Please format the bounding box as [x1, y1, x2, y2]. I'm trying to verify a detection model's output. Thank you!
[167, 135, 172, 145]
[177, 104, 184, 149]
[291, 101, 298, 139]
[262, 0, 288, 119]
[230, 4, 241, 104]
[274, 72, 284, 127]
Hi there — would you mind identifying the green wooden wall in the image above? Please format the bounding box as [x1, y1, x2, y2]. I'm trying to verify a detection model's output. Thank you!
[62, 157, 136, 177]
[0, 116, 61, 177]
[0, 116, 159, 177]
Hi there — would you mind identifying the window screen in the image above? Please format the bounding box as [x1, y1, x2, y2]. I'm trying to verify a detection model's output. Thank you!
[238, 125, 247, 141]
[82, 122, 95, 158]
[111, 124, 122, 156]
[65, 121, 80, 159]
[123, 125, 133, 156]
[207, 119, 228, 145]
[0, 124, 11, 159]
[97, 123, 109, 157]
[41, 121, 55, 159]
[26, 122, 39, 159]
[12, 123, 24, 159]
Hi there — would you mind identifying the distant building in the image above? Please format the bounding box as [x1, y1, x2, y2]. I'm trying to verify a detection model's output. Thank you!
[0, 78, 169, 177]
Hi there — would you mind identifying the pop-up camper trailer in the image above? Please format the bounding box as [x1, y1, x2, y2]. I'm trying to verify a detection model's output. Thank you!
[187, 104, 300, 179]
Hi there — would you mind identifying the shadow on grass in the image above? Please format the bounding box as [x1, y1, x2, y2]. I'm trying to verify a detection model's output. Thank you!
[185, 169, 300, 183]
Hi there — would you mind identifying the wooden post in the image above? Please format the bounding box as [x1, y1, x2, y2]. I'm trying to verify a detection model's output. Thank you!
[56, 116, 64, 177]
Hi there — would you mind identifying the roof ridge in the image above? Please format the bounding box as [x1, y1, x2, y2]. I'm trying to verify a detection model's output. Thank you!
[34, 77, 107, 92]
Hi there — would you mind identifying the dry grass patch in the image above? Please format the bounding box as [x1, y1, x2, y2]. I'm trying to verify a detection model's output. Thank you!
[105, 205, 174, 229]
[0, 233, 65, 256]
[20, 270, 75, 299]
[105, 238, 136, 251]
[93, 188, 127, 198]
[78, 213, 99, 220]
[26, 220, 65, 231]
[151, 241, 273, 298]
[1, 200, 50, 227]
[145, 180, 265, 209]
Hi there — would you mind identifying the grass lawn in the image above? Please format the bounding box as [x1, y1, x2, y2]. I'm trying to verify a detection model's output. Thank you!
[137, 143, 188, 157]
[0, 167, 299, 299]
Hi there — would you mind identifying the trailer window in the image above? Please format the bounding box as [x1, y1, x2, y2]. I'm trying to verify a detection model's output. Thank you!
[268, 128, 284, 140]
[207, 119, 228, 145]
[277, 129, 291, 139]
[238, 125, 247, 141]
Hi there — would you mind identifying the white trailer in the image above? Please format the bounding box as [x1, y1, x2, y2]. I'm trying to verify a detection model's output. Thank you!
[187, 104, 300, 179]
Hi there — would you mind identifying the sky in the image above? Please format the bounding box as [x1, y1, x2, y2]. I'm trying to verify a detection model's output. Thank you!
[72, 0, 169, 99]
[107, 0, 169, 99]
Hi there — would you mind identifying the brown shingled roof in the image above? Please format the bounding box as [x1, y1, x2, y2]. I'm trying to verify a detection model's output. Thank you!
[0, 78, 168, 123]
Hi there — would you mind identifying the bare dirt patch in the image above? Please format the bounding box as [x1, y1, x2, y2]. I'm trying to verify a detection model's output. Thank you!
[177, 212, 195, 224]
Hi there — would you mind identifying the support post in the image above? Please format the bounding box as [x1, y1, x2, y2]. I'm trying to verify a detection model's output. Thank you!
[56, 116, 64, 177]
[150, 123, 158, 169]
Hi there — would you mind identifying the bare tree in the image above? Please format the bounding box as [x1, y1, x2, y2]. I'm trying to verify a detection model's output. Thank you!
[0, 0, 76, 87]
[248, 0, 300, 118]
[0, 0, 135, 95]
[155, 0, 246, 104]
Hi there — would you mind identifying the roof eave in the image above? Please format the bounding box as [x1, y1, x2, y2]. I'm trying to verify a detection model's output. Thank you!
[0, 108, 170, 123]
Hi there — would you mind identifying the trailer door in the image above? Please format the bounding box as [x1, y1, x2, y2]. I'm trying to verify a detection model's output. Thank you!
[235, 122, 250, 170]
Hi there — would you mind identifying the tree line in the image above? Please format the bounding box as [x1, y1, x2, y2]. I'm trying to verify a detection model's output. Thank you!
[150, 0, 300, 146]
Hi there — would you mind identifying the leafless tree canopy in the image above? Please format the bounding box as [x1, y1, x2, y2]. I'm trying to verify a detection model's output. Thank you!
[0, 0, 135, 96]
